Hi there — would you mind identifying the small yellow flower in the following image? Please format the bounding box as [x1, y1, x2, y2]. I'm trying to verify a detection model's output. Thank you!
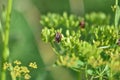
[3, 62, 11, 70]
[24, 74, 31, 80]
[3, 60, 37, 79]
[111, 5, 117, 12]
[29, 62, 37, 69]
[20, 66, 30, 73]
[57, 54, 79, 67]
[13, 65, 21, 77]
[14, 60, 21, 65]
[14, 70, 21, 77]
[13, 65, 20, 71]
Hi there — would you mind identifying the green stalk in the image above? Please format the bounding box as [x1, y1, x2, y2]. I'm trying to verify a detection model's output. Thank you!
[109, 70, 113, 80]
[85, 65, 88, 80]
[114, 0, 119, 39]
[1, 0, 13, 80]
[99, 76, 102, 80]
[10, 70, 16, 80]
[78, 72, 81, 80]
[115, 0, 118, 27]
[90, 76, 94, 80]
[3, 0, 12, 62]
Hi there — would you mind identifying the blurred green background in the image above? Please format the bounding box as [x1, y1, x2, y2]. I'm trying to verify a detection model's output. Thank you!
[0, 0, 115, 80]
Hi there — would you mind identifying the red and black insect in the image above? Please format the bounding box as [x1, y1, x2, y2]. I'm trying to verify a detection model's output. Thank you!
[79, 20, 85, 28]
[55, 32, 62, 43]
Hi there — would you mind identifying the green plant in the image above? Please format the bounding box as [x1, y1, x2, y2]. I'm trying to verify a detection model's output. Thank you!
[0, 0, 38, 80]
[0, 0, 13, 79]
[41, 0, 120, 80]
[3, 60, 37, 80]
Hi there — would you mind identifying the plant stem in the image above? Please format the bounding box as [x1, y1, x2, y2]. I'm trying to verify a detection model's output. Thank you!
[90, 76, 94, 80]
[109, 70, 113, 80]
[114, 0, 119, 39]
[78, 71, 81, 80]
[1, 0, 13, 80]
[99, 75, 102, 80]
[109, 64, 113, 80]
[85, 65, 88, 80]
[115, 0, 118, 27]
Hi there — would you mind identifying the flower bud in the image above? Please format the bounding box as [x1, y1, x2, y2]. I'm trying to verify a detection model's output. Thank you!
[117, 39, 120, 46]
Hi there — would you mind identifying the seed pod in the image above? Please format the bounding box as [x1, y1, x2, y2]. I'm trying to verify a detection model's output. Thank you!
[79, 21, 85, 28]
[55, 32, 62, 43]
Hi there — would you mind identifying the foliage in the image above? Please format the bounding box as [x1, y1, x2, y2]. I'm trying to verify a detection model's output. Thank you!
[41, 12, 120, 79]
[0, 0, 120, 80]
